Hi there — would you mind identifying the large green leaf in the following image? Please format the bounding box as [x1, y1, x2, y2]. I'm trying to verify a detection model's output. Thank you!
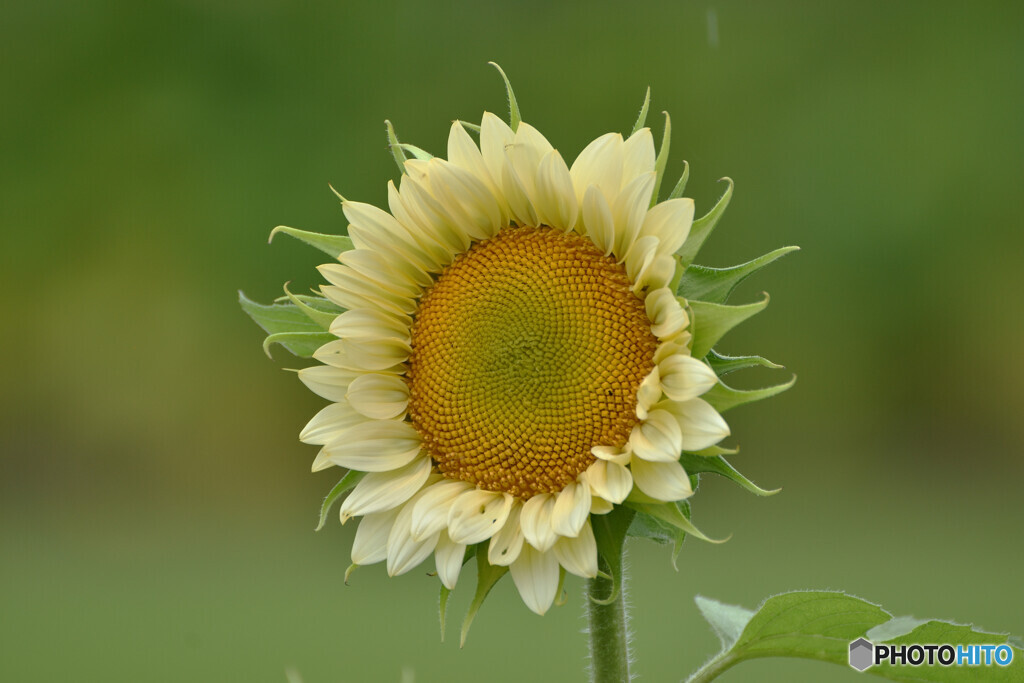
[688, 296, 769, 360]
[239, 290, 337, 357]
[677, 246, 799, 303]
[689, 591, 1024, 682]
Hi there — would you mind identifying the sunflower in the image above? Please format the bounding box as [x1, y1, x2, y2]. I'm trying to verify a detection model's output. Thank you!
[295, 108, 731, 615]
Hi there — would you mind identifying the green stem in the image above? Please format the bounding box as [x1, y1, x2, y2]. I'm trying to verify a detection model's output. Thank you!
[685, 652, 738, 683]
[585, 570, 631, 682]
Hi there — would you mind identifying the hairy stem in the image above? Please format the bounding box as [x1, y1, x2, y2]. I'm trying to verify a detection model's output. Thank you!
[585, 569, 631, 682]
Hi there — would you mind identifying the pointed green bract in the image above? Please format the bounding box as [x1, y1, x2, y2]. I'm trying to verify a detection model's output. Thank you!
[702, 375, 796, 413]
[689, 592, 1024, 683]
[590, 506, 636, 605]
[630, 87, 651, 136]
[269, 225, 354, 259]
[625, 500, 727, 549]
[677, 178, 733, 267]
[316, 470, 366, 531]
[626, 500, 694, 569]
[706, 350, 782, 375]
[385, 120, 408, 174]
[688, 295, 769, 360]
[460, 549, 508, 647]
[651, 112, 671, 207]
[282, 284, 336, 330]
[667, 160, 690, 200]
[398, 143, 433, 160]
[457, 120, 481, 134]
[678, 246, 799, 304]
[488, 62, 521, 132]
[680, 453, 780, 497]
[262, 331, 335, 358]
[439, 586, 451, 641]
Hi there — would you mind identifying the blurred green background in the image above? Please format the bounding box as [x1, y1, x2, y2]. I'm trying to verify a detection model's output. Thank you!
[2, 1, 1022, 681]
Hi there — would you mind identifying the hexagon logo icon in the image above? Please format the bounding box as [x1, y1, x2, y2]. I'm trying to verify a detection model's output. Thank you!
[849, 638, 874, 671]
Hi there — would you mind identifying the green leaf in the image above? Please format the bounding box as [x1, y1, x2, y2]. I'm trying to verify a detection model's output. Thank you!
[630, 86, 650, 135]
[315, 470, 366, 531]
[460, 549, 508, 647]
[625, 500, 727, 547]
[688, 295, 769, 360]
[439, 585, 451, 641]
[268, 225, 354, 258]
[677, 246, 799, 303]
[240, 291, 337, 357]
[689, 591, 1024, 683]
[667, 160, 690, 200]
[626, 501, 694, 569]
[385, 119, 408, 174]
[651, 111, 671, 207]
[488, 62, 521, 132]
[281, 284, 336, 330]
[261, 331, 334, 359]
[703, 375, 796, 413]
[680, 452, 780, 497]
[677, 178, 732, 267]
[590, 506, 636, 604]
[706, 350, 782, 376]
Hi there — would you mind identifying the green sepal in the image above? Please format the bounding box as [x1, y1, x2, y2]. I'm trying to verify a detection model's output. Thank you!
[460, 548, 508, 647]
[398, 143, 433, 160]
[590, 506, 636, 605]
[262, 331, 335, 359]
[706, 350, 782, 376]
[439, 585, 451, 641]
[688, 295, 769, 360]
[667, 160, 690, 200]
[690, 444, 739, 457]
[553, 567, 568, 607]
[677, 178, 732, 267]
[457, 120, 481, 134]
[703, 375, 796, 413]
[624, 500, 728, 547]
[651, 112, 671, 207]
[680, 452, 780, 497]
[344, 563, 358, 585]
[627, 500, 693, 570]
[677, 246, 799, 303]
[692, 591, 1024, 682]
[281, 284, 337, 330]
[385, 120, 408, 174]
[239, 291, 337, 358]
[315, 470, 366, 531]
[268, 225, 354, 259]
[488, 62, 521, 132]
[630, 86, 651, 136]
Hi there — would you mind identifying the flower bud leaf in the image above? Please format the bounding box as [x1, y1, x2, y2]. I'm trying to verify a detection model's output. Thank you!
[488, 62, 521, 132]
[269, 225, 355, 259]
[630, 86, 651, 136]
[706, 350, 783, 376]
[281, 284, 336, 330]
[677, 246, 800, 303]
[679, 452, 779, 497]
[676, 177, 732, 267]
[688, 295, 769, 360]
[240, 291, 338, 357]
[667, 160, 690, 200]
[261, 331, 336, 359]
[651, 112, 671, 207]
[703, 375, 796, 413]
[385, 120, 408, 174]
[460, 549, 508, 648]
[590, 506, 636, 605]
[316, 470, 367, 531]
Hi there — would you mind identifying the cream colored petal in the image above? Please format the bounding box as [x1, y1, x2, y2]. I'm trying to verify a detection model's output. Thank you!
[311, 448, 333, 472]
[399, 174, 471, 254]
[297, 363, 358, 400]
[570, 132, 624, 207]
[590, 497, 614, 515]
[639, 197, 695, 256]
[661, 398, 731, 451]
[423, 159, 502, 241]
[553, 520, 598, 578]
[622, 128, 656, 185]
[342, 200, 434, 275]
[386, 181, 452, 270]
[635, 253, 676, 291]
[586, 459, 633, 504]
[339, 455, 432, 522]
[634, 367, 662, 420]
[386, 494, 441, 577]
[590, 444, 632, 466]
[317, 264, 415, 316]
[409, 479, 474, 541]
[624, 235, 658, 291]
[581, 185, 615, 256]
[501, 158, 539, 226]
[300, 400, 368, 445]
[551, 480, 591, 538]
[520, 493, 558, 552]
[329, 308, 411, 343]
[339, 248, 427, 295]
[346, 373, 409, 420]
[630, 457, 693, 502]
[612, 172, 656, 258]
[658, 354, 718, 402]
[435, 532, 467, 590]
[487, 500, 524, 566]
[505, 122, 553, 209]
[320, 420, 422, 472]
[447, 121, 510, 224]
[339, 338, 411, 371]
[510, 543, 560, 615]
[629, 409, 683, 463]
[447, 490, 514, 545]
[533, 150, 578, 231]
[645, 288, 689, 340]
[351, 507, 400, 565]
[480, 112, 516, 185]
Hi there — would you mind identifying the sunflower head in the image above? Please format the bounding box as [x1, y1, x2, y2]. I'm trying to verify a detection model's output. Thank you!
[241, 66, 796, 634]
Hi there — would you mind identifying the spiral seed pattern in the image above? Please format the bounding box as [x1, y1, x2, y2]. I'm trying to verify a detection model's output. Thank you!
[407, 226, 657, 498]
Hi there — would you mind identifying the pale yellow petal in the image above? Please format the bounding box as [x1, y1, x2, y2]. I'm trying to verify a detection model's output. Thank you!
[630, 457, 693, 502]
[346, 373, 410, 419]
[628, 409, 683, 463]
[553, 520, 598, 578]
[581, 185, 615, 256]
[487, 501, 524, 566]
[551, 480, 591, 538]
[586, 460, 633, 504]
[339, 455, 432, 521]
[612, 172, 656, 258]
[509, 543, 560, 615]
[321, 420, 422, 472]
[409, 479, 474, 541]
[570, 132, 624, 207]
[351, 507, 400, 565]
[534, 150, 578, 230]
[520, 493, 558, 552]
[435, 531, 467, 590]
[658, 354, 718, 401]
[639, 197, 695, 256]
[447, 489, 514, 545]
[622, 128, 656, 185]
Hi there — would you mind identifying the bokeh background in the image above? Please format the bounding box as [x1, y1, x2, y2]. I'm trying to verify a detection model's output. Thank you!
[2, 1, 1022, 681]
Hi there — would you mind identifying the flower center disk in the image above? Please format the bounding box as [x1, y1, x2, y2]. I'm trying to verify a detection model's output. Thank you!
[408, 226, 657, 498]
